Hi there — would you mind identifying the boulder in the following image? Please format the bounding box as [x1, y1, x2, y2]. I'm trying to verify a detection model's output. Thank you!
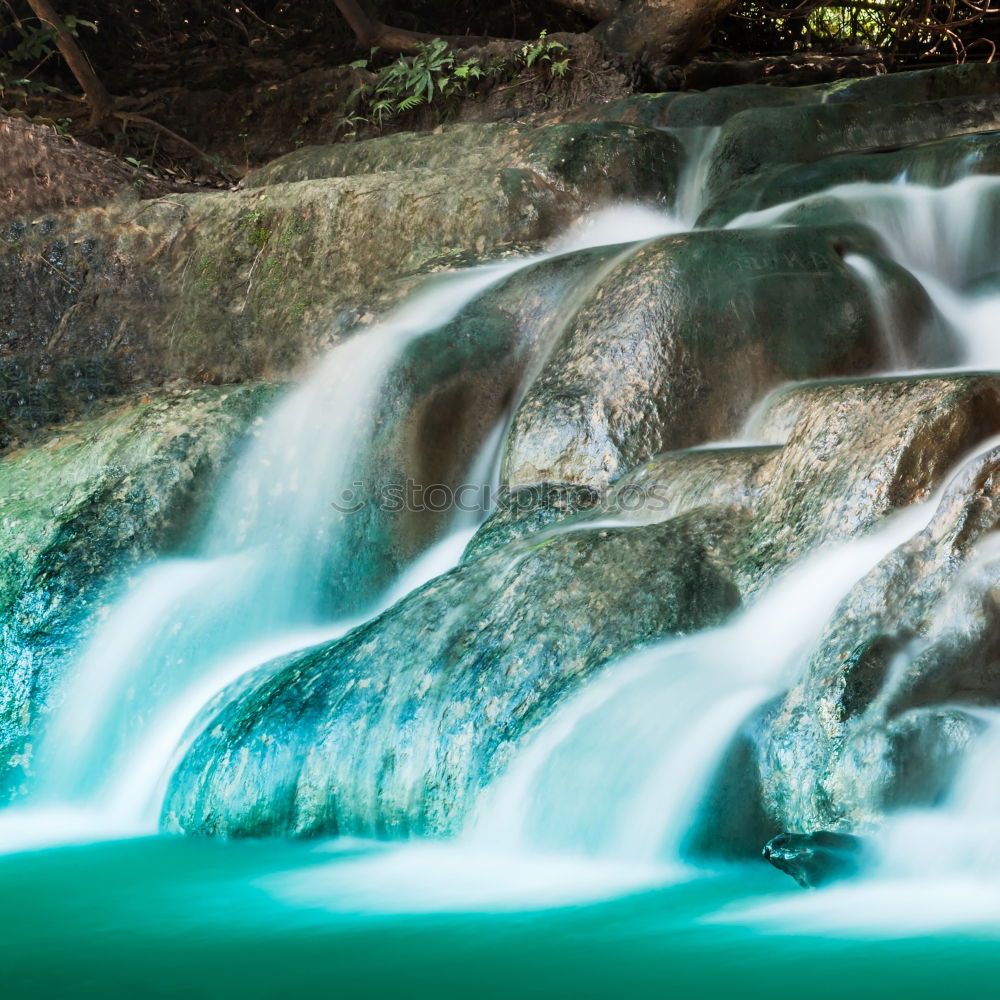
[501, 224, 941, 491]
[741, 375, 1000, 586]
[162, 507, 745, 838]
[464, 445, 777, 562]
[469, 374, 997, 572]
[705, 96, 1000, 210]
[756, 441, 1000, 832]
[0, 118, 680, 440]
[245, 121, 683, 208]
[703, 131, 1000, 228]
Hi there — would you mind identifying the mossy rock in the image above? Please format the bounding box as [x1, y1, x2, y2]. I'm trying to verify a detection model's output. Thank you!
[0, 383, 279, 796]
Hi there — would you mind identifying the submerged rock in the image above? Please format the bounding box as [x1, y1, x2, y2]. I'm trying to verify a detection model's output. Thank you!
[763, 831, 866, 888]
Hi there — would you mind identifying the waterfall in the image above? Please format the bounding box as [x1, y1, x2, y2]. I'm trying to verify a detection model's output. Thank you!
[729, 175, 1000, 367]
[14, 260, 532, 841]
[844, 254, 909, 370]
[470, 496, 934, 864]
[708, 713, 1000, 938]
[668, 126, 722, 227]
[7, 104, 1000, 897]
[0, 206, 686, 852]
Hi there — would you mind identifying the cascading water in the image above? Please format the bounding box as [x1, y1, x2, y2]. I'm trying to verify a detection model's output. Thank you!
[2, 205, 688, 853]
[470, 466, 935, 864]
[729, 175, 1000, 368]
[7, 99, 1000, 943]
[668, 126, 723, 227]
[0, 262, 527, 848]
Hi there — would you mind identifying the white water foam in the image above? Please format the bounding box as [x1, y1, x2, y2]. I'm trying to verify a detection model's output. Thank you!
[471, 502, 934, 862]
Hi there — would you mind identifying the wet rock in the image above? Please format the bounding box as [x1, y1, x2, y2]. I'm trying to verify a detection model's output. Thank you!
[557, 86, 803, 130]
[0, 384, 278, 796]
[819, 61, 1000, 107]
[742, 375, 1000, 587]
[0, 117, 676, 439]
[341, 244, 643, 601]
[554, 60, 1000, 133]
[460, 484, 603, 564]
[705, 96, 1000, 210]
[162, 507, 746, 838]
[757, 441, 1000, 832]
[470, 373, 994, 572]
[501, 224, 939, 491]
[464, 445, 777, 563]
[684, 53, 887, 92]
[0, 167, 572, 395]
[703, 131, 1000, 228]
[763, 831, 866, 888]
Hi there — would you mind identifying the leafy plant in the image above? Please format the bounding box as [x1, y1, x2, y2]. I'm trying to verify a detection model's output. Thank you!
[352, 38, 485, 126]
[345, 29, 571, 134]
[520, 29, 569, 76]
[0, 11, 97, 97]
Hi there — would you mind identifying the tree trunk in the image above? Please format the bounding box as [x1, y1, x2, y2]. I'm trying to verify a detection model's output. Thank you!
[24, 0, 116, 127]
[590, 0, 739, 65]
[333, 0, 499, 55]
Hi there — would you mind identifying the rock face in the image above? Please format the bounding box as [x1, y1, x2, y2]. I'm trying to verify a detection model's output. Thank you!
[162, 507, 745, 838]
[0, 385, 277, 795]
[0, 118, 681, 442]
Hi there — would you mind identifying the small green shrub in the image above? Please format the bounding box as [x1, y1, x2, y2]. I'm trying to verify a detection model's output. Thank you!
[346, 30, 572, 134]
